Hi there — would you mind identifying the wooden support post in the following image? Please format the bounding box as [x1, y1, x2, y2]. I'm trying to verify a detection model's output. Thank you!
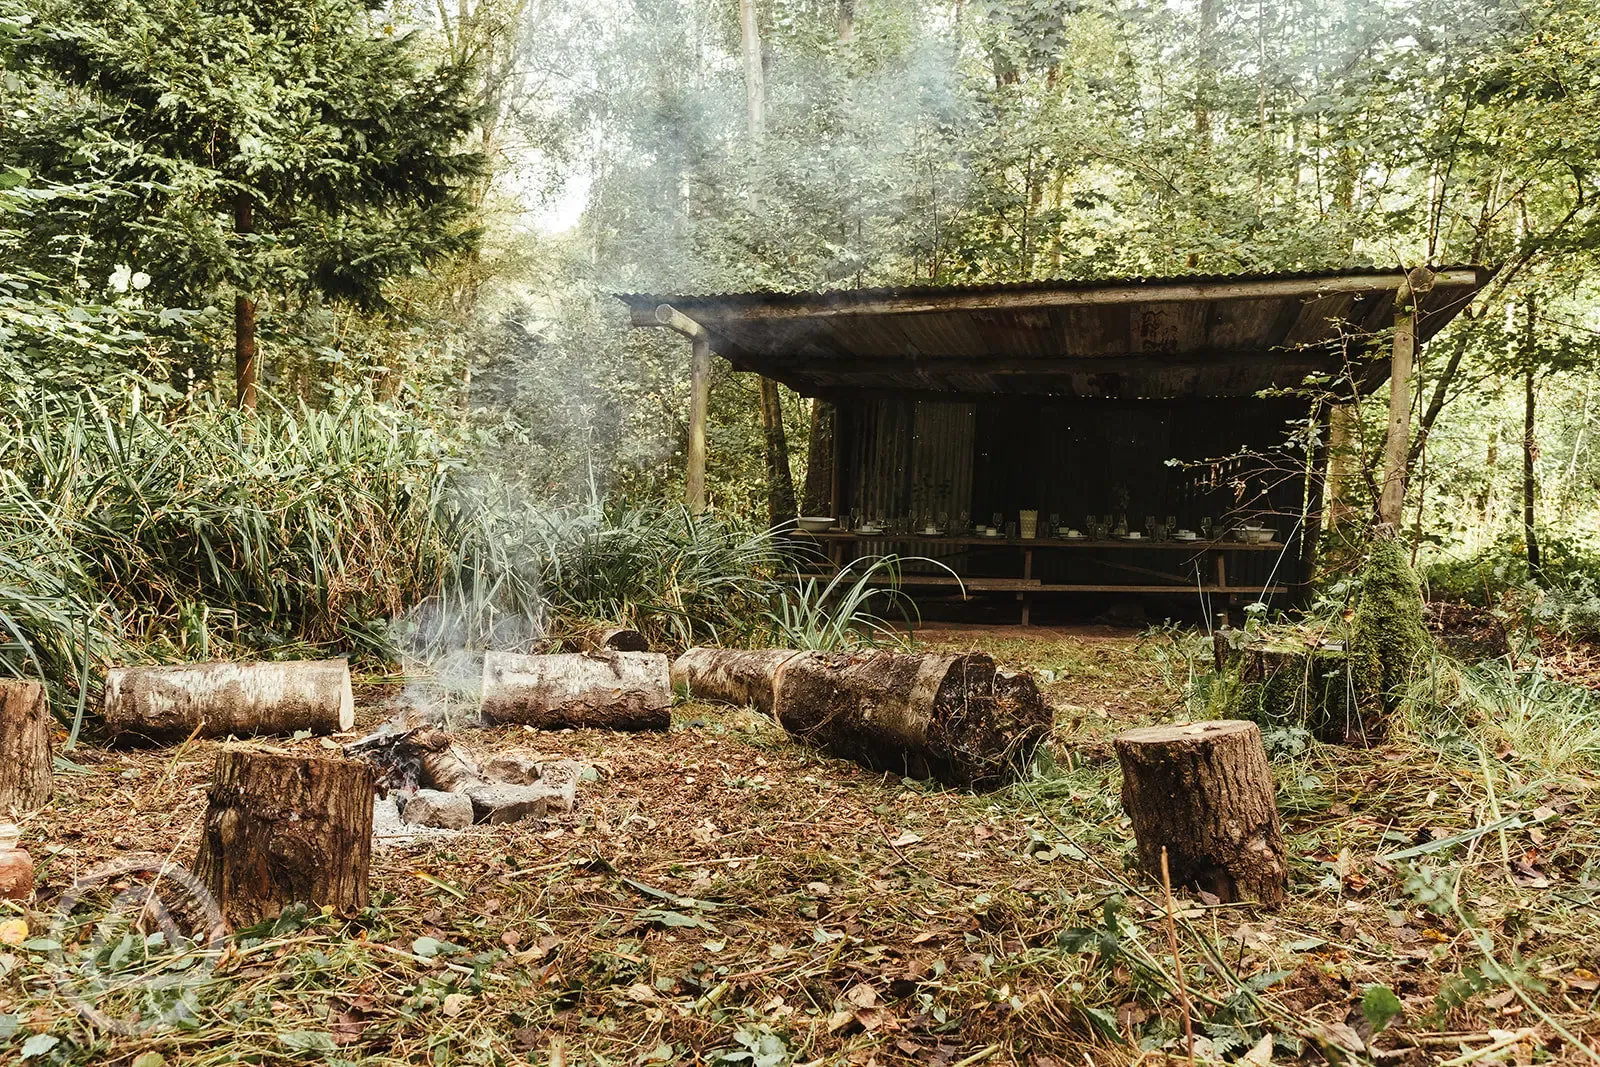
[1378, 269, 1432, 529]
[1326, 402, 1360, 528]
[1115, 720, 1287, 906]
[1377, 306, 1415, 528]
[1298, 401, 1332, 601]
[0, 680, 52, 812]
[1214, 552, 1227, 590]
[641, 304, 714, 513]
[687, 333, 710, 512]
[195, 749, 374, 928]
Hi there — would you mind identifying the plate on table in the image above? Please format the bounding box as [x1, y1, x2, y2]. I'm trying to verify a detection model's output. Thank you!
[856, 526, 884, 536]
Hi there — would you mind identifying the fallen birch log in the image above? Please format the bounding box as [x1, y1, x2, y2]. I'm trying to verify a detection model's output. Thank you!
[772, 650, 1049, 790]
[0, 680, 52, 811]
[480, 650, 670, 731]
[671, 647, 804, 716]
[1115, 720, 1287, 906]
[103, 660, 355, 744]
[194, 748, 373, 928]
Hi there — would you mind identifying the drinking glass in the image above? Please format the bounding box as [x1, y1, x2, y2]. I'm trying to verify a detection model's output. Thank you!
[1165, 515, 1177, 538]
[1200, 516, 1213, 537]
[1144, 515, 1157, 539]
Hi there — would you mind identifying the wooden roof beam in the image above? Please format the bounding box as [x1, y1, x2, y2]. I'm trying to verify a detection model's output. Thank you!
[631, 302, 709, 341]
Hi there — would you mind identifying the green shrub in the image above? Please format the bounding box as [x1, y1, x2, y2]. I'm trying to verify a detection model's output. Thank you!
[1425, 536, 1600, 605]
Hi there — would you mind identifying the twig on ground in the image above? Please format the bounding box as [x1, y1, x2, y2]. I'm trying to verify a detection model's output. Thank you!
[1161, 847, 1196, 1067]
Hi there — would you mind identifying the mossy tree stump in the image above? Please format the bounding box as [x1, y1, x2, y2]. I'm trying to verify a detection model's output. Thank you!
[0, 679, 52, 812]
[1350, 536, 1432, 719]
[195, 749, 374, 929]
[1115, 720, 1287, 907]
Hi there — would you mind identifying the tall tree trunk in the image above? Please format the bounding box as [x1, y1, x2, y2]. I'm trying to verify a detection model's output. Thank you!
[234, 193, 258, 411]
[738, 0, 765, 138]
[1523, 295, 1541, 579]
[759, 377, 798, 527]
[738, 0, 795, 526]
[836, 0, 854, 43]
[1194, 0, 1217, 136]
[801, 399, 835, 516]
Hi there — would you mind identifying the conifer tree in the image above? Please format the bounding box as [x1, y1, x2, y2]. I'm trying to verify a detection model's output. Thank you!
[19, 0, 482, 406]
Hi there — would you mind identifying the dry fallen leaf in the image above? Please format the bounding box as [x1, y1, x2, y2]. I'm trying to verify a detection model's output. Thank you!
[442, 992, 471, 1017]
[844, 982, 880, 1009]
[891, 831, 923, 848]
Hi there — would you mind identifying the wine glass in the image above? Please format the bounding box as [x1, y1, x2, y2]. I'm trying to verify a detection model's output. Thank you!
[1144, 515, 1157, 539]
[1165, 515, 1177, 539]
[1200, 516, 1213, 538]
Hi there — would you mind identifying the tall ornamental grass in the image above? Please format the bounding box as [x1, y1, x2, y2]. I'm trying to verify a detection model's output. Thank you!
[1, 394, 923, 730]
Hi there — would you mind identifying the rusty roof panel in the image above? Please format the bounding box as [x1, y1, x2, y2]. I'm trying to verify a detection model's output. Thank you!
[621, 267, 1493, 399]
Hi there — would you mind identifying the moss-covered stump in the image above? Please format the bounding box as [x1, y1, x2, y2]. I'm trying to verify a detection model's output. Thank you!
[1350, 535, 1433, 719]
[1234, 644, 1373, 744]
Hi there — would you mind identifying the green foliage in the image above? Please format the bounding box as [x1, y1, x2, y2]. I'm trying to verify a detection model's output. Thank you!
[4, 0, 482, 400]
[512, 501, 786, 651]
[1350, 537, 1433, 715]
[1360, 984, 1403, 1035]
[1528, 577, 1600, 641]
[1426, 535, 1600, 606]
[763, 555, 937, 651]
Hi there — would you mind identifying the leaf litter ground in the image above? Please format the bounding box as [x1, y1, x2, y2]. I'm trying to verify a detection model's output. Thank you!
[2, 626, 1597, 1066]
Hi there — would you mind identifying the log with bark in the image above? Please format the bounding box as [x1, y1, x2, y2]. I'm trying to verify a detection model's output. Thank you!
[772, 650, 1049, 790]
[0, 679, 52, 811]
[194, 748, 374, 928]
[103, 659, 354, 745]
[1115, 720, 1287, 907]
[480, 650, 670, 731]
[671, 647, 804, 716]
[562, 626, 649, 653]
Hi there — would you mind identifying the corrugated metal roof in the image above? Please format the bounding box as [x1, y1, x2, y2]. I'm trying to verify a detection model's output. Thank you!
[619, 266, 1494, 399]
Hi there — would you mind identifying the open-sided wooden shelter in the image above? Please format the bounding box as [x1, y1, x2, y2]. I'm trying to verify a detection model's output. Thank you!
[621, 267, 1490, 621]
